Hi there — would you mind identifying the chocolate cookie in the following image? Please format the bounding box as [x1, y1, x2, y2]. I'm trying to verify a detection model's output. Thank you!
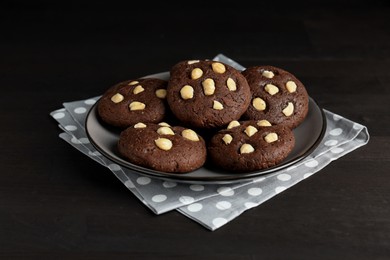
[208, 120, 295, 172]
[97, 78, 168, 128]
[242, 65, 309, 129]
[166, 59, 252, 129]
[117, 122, 207, 173]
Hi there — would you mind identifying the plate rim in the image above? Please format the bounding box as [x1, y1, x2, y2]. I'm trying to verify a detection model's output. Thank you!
[85, 79, 327, 184]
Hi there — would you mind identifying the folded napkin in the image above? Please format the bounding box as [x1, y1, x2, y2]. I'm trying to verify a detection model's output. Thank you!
[50, 54, 369, 231]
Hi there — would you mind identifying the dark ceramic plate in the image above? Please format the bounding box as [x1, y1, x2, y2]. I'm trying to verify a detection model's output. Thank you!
[85, 72, 326, 184]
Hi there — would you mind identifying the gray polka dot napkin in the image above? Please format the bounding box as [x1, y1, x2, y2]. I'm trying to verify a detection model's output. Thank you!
[50, 54, 369, 231]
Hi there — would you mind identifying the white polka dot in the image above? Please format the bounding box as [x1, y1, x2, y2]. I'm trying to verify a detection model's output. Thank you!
[248, 187, 262, 196]
[303, 172, 314, 179]
[286, 165, 297, 171]
[333, 114, 342, 121]
[187, 203, 203, 212]
[74, 107, 87, 114]
[253, 177, 265, 183]
[217, 187, 234, 196]
[84, 99, 96, 105]
[275, 186, 287, 193]
[304, 159, 319, 168]
[179, 196, 195, 205]
[353, 123, 363, 130]
[329, 128, 343, 136]
[324, 139, 338, 146]
[64, 125, 77, 131]
[190, 184, 204, 191]
[162, 181, 177, 188]
[88, 151, 101, 156]
[108, 164, 121, 171]
[124, 180, 135, 188]
[152, 194, 167, 203]
[53, 112, 65, 119]
[71, 136, 81, 144]
[78, 137, 90, 144]
[244, 202, 257, 209]
[277, 173, 291, 181]
[356, 137, 366, 143]
[212, 217, 228, 227]
[137, 176, 151, 185]
[216, 201, 232, 210]
[331, 147, 344, 154]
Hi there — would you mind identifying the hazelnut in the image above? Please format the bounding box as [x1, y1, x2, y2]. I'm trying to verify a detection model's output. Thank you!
[264, 84, 279, 95]
[133, 85, 145, 94]
[264, 132, 278, 143]
[240, 143, 255, 154]
[226, 78, 237, 91]
[182, 129, 200, 141]
[158, 122, 171, 127]
[155, 89, 167, 99]
[213, 100, 224, 110]
[157, 126, 175, 135]
[222, 134, 233, 145]
[252, 97, 266, 111]
[211, 62, 226, 74]
[154, 138, 173, 151]
[134, 122, 146, 128]
[187, 60, 200, 64]
[180, 85, 194, 99]
[282, 102, 294, 117]
[286, 81, 297, 93]
[202, 78, 215, 95]
[244, 125, 258, 137]
[227, 120, 240, 129]
[129, 101, 146, 111]
[257, 120, 272, 127]
[262, 70, 274, 78]
[128, 81, 139, 86]
[191, 68, 203, 80]
[111, 93, 124, 103]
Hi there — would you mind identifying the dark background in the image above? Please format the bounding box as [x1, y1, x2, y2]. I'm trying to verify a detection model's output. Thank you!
[1, 0, 389, 259]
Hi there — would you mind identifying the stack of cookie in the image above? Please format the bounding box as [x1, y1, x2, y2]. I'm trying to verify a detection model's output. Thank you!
[96, 59, 309, 173]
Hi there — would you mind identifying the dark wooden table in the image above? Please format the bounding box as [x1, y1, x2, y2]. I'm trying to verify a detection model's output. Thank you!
[1, 1, 389, 259]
